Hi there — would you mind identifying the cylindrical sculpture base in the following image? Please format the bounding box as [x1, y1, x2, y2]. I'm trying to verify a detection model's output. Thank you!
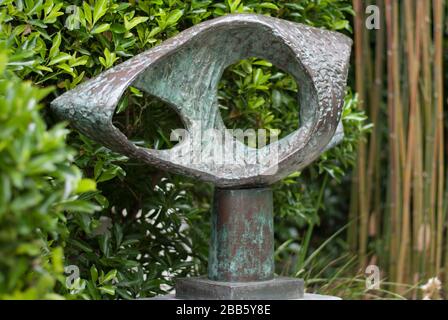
[175, 187, 306, 300]
[208, 187, 274, 282]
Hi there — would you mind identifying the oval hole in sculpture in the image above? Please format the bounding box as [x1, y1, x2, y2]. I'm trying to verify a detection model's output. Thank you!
[218, 57, 300, 149]
[112, 87, 185, 150]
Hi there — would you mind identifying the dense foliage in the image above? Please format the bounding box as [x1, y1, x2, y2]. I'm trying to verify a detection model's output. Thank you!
[0, 48, 98, 298]
[0, 0, 367, 299]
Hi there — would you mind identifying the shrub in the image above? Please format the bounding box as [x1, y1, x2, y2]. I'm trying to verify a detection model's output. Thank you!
[0, 47, 97, 299]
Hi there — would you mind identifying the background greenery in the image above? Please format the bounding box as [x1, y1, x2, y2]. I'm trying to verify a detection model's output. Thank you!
[0, 0, 369, 299]
[350, 0, 447, 299]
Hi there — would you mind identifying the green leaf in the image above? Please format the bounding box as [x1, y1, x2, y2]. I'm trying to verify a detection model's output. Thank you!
[76, 178, 97, 193]
[101, 269, 117, 284]
[91, 23, 110, 34]
[97, 165, 123, 182]
[82, 1, 92, 26]
[124, 16, 149, 31]
[166, 10, 183, 27]
[93, 0, 108, 25]
[99, 285, 115, 296]
[60, 200, 99, 213]
[86, 282, 101, 300]
[56, 63, 74, 75]
[36, 65, 53, 72]
[240, 60, 252, 74]
[11, 192, 43, 211]
[0, 52, 7, 75]
[48, 53, 71, 66]
[49, 32, 61, 58]
[148, 26, 162, 38]
[253, 68, 263, 85]
[253, 60, 272, 67]
[69, 239, 94, 253]
[258, 2, 279, 10]
[227, 0, 242, 13]
[90, 265, 98, 283]
[110, 23, 126, 33]
[27, 19, 47, 28]
[115, 95, 128, 114]
[333, 20, 349, 30]
[99, 233, 110, 257]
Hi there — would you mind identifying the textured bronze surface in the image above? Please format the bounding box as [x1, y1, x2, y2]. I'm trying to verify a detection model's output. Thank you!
[51, 13, 352, 188]
[209, 188, 273, 282]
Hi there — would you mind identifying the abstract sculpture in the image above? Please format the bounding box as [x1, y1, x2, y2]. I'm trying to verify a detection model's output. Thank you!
[51, 14, 352, 300]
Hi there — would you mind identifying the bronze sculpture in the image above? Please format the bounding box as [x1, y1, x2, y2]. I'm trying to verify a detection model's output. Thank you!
[51, 14, 352, 300]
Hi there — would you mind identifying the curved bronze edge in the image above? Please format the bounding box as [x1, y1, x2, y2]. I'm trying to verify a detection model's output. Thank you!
[51, 13, 352, 187]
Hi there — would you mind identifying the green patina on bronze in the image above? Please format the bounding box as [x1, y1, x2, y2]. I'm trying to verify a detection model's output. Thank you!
[209, 188, 274, 281]
[50, 14, 351, 188]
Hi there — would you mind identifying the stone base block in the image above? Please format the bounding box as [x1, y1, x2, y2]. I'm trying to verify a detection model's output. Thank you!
[175, 276, 304, 300]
